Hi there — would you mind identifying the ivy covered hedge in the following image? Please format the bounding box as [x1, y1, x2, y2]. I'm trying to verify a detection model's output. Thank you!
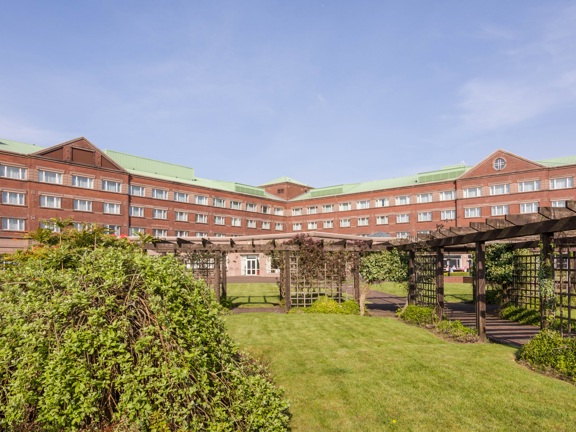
[0, 235, 289, 431]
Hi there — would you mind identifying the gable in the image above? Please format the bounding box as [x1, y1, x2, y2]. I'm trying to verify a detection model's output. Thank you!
[32, 137, 125, 172]
[458, 150, 544, 179]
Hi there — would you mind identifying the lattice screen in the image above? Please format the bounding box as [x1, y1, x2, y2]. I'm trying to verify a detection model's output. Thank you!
[554, 251, 576, 336]
[181, 251, 217, 286]
[414, 253, 437, 307]
[511, 253, 540, 310]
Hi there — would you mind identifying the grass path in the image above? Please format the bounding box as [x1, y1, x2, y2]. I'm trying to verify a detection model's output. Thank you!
[225, 313, 576, 431]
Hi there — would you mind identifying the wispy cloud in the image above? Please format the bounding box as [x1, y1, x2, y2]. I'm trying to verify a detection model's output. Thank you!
[457, 5, 576, 131]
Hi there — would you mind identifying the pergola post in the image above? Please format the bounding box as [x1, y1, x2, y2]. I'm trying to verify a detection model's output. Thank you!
[353, 252, 360, 303]
[408, 249, 416, 305]
[540, 232, 554, 330]
[435, 248, 445, 319]
[214, 252, 221, 303]
[475, 241, 487, 342]
[221, 252, 227, 298]
[284, 250, 292, 313]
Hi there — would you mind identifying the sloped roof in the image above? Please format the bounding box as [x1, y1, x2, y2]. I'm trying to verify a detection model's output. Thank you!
[290, 165, 471, 201]
[260, 176, 309, 187]
[538, 155, 576, 167]
[0, 138, 44, 154]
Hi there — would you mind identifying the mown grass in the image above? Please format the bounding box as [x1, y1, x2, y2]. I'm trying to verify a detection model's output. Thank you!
[226, 283, 281, 308]
[225, 313, 576, 431]
[371, 281, 475, 303]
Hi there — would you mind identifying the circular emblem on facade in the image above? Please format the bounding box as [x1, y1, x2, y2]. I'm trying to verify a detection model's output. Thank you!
[493, 157, 506, 171]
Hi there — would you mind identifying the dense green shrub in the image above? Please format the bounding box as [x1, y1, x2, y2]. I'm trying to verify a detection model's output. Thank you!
[500, 305, 541, 326]
[436, 320, 479, 343]
[520, 330, 576, 380]
[396, 305, 437, 326]
[290, 296, 360, 315]
[0, 240, 289, 431]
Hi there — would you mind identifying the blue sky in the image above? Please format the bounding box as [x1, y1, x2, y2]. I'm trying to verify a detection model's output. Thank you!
[1, 1, 576, 187]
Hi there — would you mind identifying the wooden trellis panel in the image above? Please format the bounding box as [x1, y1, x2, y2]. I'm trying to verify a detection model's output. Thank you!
[554, 251, 576, 336]
[511, 254, 540, 310]
[181, 251, 217, 286]
[414, 253, 437, 307]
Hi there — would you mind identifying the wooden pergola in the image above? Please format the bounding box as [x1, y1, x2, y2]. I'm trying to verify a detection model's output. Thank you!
[144, 201, 576, 341]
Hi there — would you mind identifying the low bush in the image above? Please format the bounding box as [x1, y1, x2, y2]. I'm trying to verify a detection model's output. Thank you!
[500, 305, 541, 326]
[396, 305, 438, 326]
[436, 320, 479, 343]
[290, 296, 359, 315]
[519, 330, 576, 381]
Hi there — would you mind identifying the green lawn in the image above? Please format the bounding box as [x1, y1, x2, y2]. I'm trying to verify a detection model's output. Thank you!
[226, 283, 281, 308]
[225, 313, 576, 431]
[371, 281, 474, 303]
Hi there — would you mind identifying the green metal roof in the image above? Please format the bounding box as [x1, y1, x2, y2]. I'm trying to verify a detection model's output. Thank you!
[0, 138, 45, 154]
[261, 176, 309, 187]
[537, 155, 576, 167]
[104, 150, 195, 181]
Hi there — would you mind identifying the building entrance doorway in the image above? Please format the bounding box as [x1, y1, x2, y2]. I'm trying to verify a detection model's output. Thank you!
[242, 255, 260, 275]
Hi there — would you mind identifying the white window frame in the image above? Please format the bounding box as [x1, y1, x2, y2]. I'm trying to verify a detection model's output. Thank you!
[262, 221, 271, 230]
[2, 217, 25, 231]
[39, 195, 61, 209]
[417, 212, 432, 222]
[340, 218, 351, 228]
[174, 192, 189, 203]
[339, 202, 352, 211]
[376, 216, 389, 225]
[375, 198, 389, 207]
[491, 205, 509, 216]
[214, 215, 225, 225]
[551, 200, 567, 208]
[275, 222, 284, 230]
[292, 222, 302, 231]
[247, 219, 257, 228]
[176, 230, 189, 237]
[396, 213, 410, 223]
[195, 195, 208, 205]
[102, 179, 122, 193]
[518, 180, 540, 192]
[2, 191, 25, 205]
[439, 191, 455, 201]
[307, 206, 318, 214]
[323, 220, 334, 229]
[153, 209, 168, 220]
[307, 221, 318, 230]
[130, 206, 144, 217]
[129, 185, 146, 196]
[274, 207, 284, 216]
[520, 202, 539, 214]
[195, 214, 208, 224]
[395, 196, 410, 206]
[175, 211, 189, 222]
[440, 210, 456, 221]
[153, 229, 168, 237]
[292, 208, 303, 216]
[103, 202, 121, 214]
[489, 184, 510, 196]
[464, 207, 481, 218]
[72, 175, 94, 189]
[38, 170, 63, 184]
[357, 217, 369, 226]
[463, 187, 482, 198]
[1, 165, 27, 179]
[357, 200, 370, 209]
[129, 227, 145, 236]
[416, 193, 433, 204]
[550, 177, 573, 190]
[152, 188, 168, 200]
[230, 201, 242, 210]
[231, 217, 242, 227]
[322, 204, 334, 213]
[213, 198, 225, 208]
[74, 199, 93, 212]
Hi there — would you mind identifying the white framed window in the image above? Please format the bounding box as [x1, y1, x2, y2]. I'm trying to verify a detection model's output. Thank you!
[491, 205, 509, 216]
[40, 221, 61, 232]
[416, 193, 433, 204]
[153, 229, 168, 237]
[105, 225, 121, 236]
[322, 204, 334, 213]
[493, 157, 506, 171]
[465, 207, 481, 218]
[518, 180, 540, 192]
[2, 217, 25, 231]
[463, 187, 481, 198]
[230, 201, 242, 210]
[396, 232, 410, 239]
[357, 200, 370, 209]
[551, 200, 567, 208]
[396, 213, 410, 223]
[520, 202, 539, 214]
[72, 175, 93, 189]
[307, 206, 318, 214]
[152, 188, 167, 200]
[38, 170, 62, 184]
[376, 216, 389, 225]
[153, 209, 167, 219]
[489, 184, 510, 196]
[2, 191, 25, 205]
[194, 195, 208, 205]
[274, 207, 284, 216]
[339, 202, 352, 211]
[213, 197, 225, 208]
[358, 217, 369, 226]
[417, 230, 431, 236]
[292, 222, 302, 231]
[261, 205, 270, 214]
[440, 210, 456, 220]
[102, 179, 122, 193]
[395, 196, 410, 206]
[292, 208, 303, 216]
[176, 211, 189, 222]
[231, 218, 242, 227]
[40, 195, 61, 209]
[195, 232, 208, 238]
[375, 198, 389, 207]
[103, 203, 121, 214]
[74, 199, 92, 212]
[130, 206, 144, 217]
[247, 219, 257, 228]
[323, 220, 334, 229]
[275, 222, 284, 230]
[176, 230, 189, 237]
[129, 185, 146, 196]
[439, 191, 455, 201]
[129, 227, 145, 236]
[174, 192, 189, 203]
[73, 222, 84, 231]
[1, 164, 27, 179]
[550, 177, 573, 190]
[307, 221, 318, 230]
[195, 214, 208, 223]
[214, 215, 225, 225]
[262, 221, 271, 230]
[340, 218, 351, 228]
[417, 212, 432, 222]
[246, 203, 257, 212]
